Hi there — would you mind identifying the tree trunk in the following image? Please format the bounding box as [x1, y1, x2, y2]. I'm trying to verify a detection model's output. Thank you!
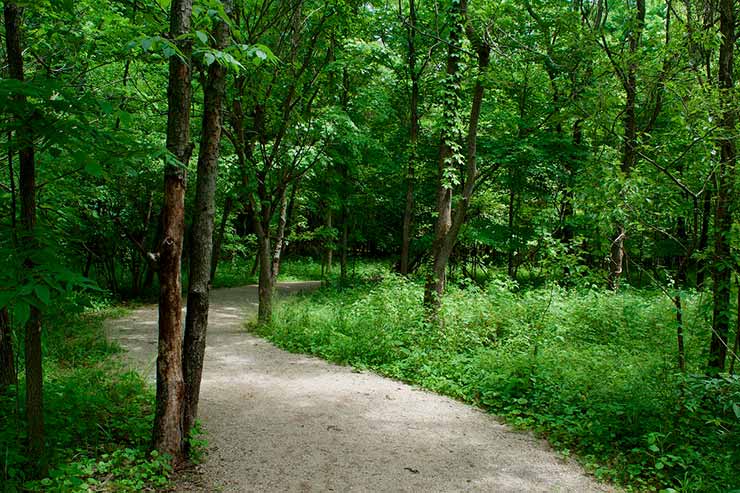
[257, 230, 273, 324]
[0, 307, 16, 390]
[153, 0, 193, 464]
[325, 211, 333, 274]
[182, 0, 230, 451]
[210, 196, 233, 282]
[399, 0, 419, 276]
[424, 2, 489, 313]
[708, 0, 735, 372]
[5, 1, 46, 474]
[340, 211, 349, 285]
[271, 188, 289, 284]
[609, 0, 644, 290]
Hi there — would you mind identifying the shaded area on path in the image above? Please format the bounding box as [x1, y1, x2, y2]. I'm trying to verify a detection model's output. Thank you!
[106, 282, 615, 492]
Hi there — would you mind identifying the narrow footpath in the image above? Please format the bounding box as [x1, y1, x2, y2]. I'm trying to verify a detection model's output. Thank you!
[106, 282, 614, 492]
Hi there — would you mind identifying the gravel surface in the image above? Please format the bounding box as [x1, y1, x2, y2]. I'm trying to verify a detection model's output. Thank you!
[106, 282, 616, 492]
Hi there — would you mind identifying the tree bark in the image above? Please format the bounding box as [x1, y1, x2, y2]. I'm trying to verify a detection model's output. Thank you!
[399, 0, 419, 276]
[153, 0, 193, 464]
[0, 308, 16, 390]
[182, 0, 230, 451]
[708, 0, 735, 372]
[5, 1, 45, 474]
[257, 230, 273, 324]
[271, 188, 289, 284]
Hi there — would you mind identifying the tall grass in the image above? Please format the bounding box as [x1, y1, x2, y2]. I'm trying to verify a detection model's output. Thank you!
[259, 273, 740, 492]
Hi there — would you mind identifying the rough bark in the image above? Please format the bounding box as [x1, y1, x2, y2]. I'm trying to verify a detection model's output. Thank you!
[153, 0, 193, 464]
[708, 0, 735, 372]
[5, 1, 45, 474]
[182, 0, 230, 451]
[0, 308, 16, 390]
[399, 0, 419, 276]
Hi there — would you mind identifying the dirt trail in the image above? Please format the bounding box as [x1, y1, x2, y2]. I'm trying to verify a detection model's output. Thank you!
[106, 282, 614, 492]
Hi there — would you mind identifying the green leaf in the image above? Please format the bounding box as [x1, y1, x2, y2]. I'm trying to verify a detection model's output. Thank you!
[196, 31, 208, 45]
[204, 52, 216, 66]
[34, 285, 50, 306]
[13, 302, 30, 327]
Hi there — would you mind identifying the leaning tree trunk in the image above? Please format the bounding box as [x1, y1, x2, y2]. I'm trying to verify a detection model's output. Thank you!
[708, 0, 735, 372]
[424, 1, 489, 313]
[5, 1, 45, 475]
[182, 0, 230, 451]
[153, 0, 193, 465]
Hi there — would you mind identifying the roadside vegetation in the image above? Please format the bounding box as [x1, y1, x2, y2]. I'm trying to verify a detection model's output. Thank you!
[0, 297, 173, 492]
[260, 271, 740, 492]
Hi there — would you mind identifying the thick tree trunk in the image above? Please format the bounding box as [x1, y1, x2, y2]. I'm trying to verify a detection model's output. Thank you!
[0, 308, 16, 390]
[182, 1, 230, 450]
[709, 0, 735, 372]
[399, 0, 419, 276]
[5, 1, 45, 474]
[153, 0, 193, 464]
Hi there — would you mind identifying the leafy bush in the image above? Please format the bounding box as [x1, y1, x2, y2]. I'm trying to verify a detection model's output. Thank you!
[259, 274, 740, 492]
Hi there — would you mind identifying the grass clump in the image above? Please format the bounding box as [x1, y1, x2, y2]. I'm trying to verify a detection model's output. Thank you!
[258, 273, 740, 492]
[1, 299, 171, 492]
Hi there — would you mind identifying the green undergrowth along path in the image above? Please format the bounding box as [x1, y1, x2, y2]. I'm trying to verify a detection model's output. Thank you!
[258, 275, 740, 493]
[1, 299, 173, 492]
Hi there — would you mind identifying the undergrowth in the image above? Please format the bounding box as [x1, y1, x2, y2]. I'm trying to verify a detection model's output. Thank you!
[258, 274, 740, 492]
[0, 298, 171, 492]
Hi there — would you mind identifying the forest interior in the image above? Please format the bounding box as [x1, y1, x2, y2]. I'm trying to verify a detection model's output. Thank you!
[0, 0, 739, 491]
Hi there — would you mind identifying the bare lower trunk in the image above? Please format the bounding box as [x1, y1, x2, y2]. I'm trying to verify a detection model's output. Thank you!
[153, 0, 193, 464]
[182, 1, 230, 450]
[257, 232, 273, 324]
[0, 307, 16, 391]
[325, 211, 333, 274]
[271, 189, 289, 284]
[608, 227, 625, 290]
[340, 212, 349, 285]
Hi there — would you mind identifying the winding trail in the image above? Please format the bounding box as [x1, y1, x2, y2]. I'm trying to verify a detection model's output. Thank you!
[106, 282, 614, 492]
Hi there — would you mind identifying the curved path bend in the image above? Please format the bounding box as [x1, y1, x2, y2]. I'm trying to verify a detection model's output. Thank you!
[106, 282, 614, 493]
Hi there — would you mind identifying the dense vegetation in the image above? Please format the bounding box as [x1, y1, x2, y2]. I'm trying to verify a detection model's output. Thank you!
[261, 273, 740, 491]
[1, 0, 740, 490]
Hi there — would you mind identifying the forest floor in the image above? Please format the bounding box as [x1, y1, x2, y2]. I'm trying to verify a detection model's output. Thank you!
[105, 282, 615, 492]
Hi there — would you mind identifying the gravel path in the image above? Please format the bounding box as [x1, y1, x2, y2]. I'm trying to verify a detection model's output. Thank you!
[106, 282, 615, 492]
